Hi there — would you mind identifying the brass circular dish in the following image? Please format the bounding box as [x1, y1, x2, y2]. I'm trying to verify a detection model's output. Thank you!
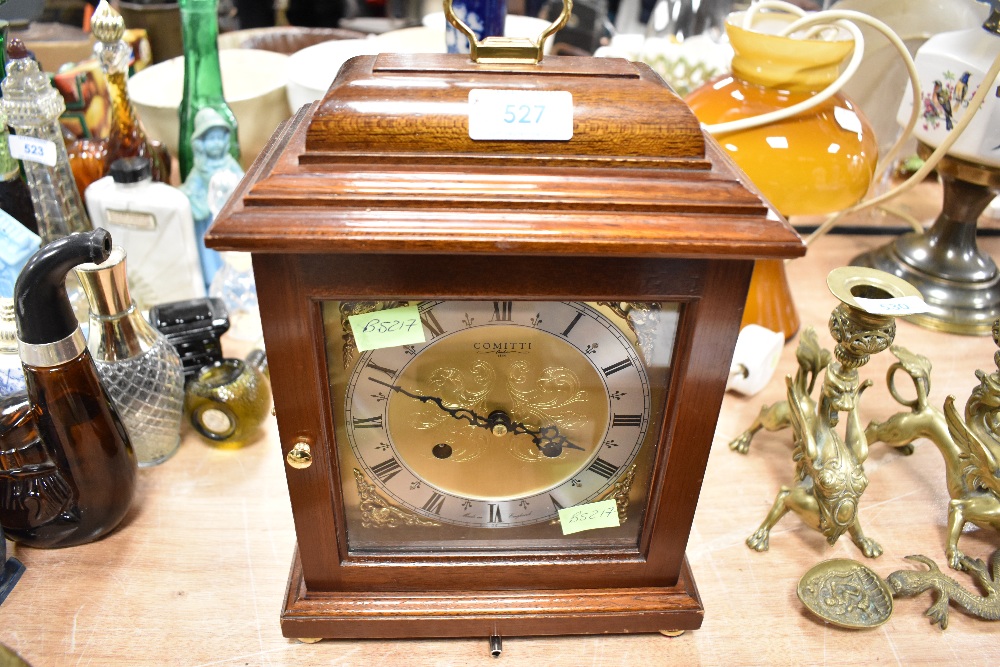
[797, 559, 893, 629]
[0, 643, 32, 667]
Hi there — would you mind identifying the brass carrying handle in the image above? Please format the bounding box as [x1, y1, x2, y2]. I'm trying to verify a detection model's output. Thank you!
[443, 0, 573, 64]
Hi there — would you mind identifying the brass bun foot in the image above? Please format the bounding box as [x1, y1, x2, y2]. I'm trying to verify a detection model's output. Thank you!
[659, 630, 685, 637]
[296, 637, 323, 644]
[851, 145, 1000, 335]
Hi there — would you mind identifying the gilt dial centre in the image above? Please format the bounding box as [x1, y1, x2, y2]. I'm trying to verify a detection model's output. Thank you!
[386, 325, 610, 501]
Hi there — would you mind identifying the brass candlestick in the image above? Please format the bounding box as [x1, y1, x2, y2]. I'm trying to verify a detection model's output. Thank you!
[734, 268, 922, 557]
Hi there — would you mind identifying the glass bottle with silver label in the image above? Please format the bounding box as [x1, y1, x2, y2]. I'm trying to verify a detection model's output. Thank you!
[85, 156, 205, 310]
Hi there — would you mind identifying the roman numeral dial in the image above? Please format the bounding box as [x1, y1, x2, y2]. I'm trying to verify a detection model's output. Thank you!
[341, 300, 658, 528]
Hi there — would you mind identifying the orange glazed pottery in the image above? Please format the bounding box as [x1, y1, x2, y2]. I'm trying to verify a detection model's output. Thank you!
[687, 10, 878, 339]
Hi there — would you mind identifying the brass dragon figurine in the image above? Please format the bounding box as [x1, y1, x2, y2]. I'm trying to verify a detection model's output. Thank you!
[866, 337, 1000, 570]
[732, 268, 920, 558]
[728, 327, 830, 455]
[739, 325, 883, 557]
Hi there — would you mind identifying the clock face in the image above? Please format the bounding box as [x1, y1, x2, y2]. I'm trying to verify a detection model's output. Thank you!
[345, 301, 650, 527]
[322, 299, 680, 553]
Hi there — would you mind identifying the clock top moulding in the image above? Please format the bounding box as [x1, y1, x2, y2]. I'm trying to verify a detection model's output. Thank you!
[206, 52, 806, 641]
[207, 54, 803, 260]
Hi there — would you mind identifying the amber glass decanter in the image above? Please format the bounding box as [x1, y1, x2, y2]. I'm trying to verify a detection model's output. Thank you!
[92, 0, 170, 184]
[0, 23, 36, 235]
[0, 230, 137, 548]
[0, 108, 37, 235]
[686, 10, 877, 339]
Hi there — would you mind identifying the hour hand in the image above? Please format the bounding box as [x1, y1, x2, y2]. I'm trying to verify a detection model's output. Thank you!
[368, 376, 491, 429]
[369, 377, 584, 456]
[523, 423, 586, 457]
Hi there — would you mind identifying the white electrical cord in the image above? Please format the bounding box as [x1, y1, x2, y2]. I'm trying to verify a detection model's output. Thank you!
[805, 49, 1000, 245]
[696, 0, 994, 246]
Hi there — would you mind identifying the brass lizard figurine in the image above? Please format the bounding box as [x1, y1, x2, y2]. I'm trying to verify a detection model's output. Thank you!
[887, 550, 1000, 629]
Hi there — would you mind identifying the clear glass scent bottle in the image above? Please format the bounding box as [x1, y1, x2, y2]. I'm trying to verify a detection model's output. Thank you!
[76, 246, 185, 466]
[1, 39, 91, 245]
[85, 157, 205, 310]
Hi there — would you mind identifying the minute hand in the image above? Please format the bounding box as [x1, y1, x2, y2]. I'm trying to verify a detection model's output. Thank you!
[368, 376, 584, 457]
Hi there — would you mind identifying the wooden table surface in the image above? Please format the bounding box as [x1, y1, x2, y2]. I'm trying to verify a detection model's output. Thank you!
[3, 231, 1000, 667]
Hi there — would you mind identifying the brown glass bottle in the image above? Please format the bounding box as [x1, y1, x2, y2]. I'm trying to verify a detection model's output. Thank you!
[93, 1, 170, 184]
[0, 162, 37, 236]
[0, 229, 137, 548]
[0, 121, 37, 235]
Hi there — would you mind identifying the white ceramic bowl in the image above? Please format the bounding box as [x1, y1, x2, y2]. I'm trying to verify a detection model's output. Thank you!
[285, 30, 454, 111]
[285, 38, 381, 111]
[128, 49, 292, 171]
[421, 11, 554, 47]
[286, 15, 555, 111]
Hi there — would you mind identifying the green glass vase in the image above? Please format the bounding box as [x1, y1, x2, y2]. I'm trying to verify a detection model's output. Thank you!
[177, 0, 239, 181]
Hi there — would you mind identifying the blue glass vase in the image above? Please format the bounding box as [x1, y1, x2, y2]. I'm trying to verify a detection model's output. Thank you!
[446, 0, 507, 54]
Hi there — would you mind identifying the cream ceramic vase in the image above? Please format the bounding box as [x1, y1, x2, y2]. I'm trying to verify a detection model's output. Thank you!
[896, 12, 1000, 167]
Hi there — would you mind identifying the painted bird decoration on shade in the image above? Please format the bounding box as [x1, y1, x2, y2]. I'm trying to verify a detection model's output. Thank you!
[933, 80, 954, 131]
[953, 71, 971, 107]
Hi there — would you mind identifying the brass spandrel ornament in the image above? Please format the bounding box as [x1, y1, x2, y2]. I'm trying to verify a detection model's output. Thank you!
[354, 469, 439, 529]
[597, 302, 665, 364]
[338, 301, 408, 369]
[604, 463, 637, 524]
[732, 268, 923, 558]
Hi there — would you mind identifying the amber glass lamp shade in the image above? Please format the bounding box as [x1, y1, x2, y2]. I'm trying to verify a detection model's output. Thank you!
[686, 12, 878, 339]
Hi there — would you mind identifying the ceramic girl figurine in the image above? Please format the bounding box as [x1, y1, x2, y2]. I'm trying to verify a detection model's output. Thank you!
[180, 108, 244, 288]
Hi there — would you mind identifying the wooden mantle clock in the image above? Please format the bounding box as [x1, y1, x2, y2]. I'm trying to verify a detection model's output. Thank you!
[207, 43, 804, 645]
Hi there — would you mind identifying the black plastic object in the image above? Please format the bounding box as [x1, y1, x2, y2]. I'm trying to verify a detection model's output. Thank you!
[148, 297, 230, 383]
[109, 157, 152, 184]
[0, 525, 24, 605]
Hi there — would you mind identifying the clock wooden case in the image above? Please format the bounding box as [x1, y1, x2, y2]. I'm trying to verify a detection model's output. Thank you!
[207, 52, 805, 640]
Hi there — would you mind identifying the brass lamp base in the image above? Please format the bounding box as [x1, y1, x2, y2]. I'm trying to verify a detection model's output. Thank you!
[851, 145, 1000, 335]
